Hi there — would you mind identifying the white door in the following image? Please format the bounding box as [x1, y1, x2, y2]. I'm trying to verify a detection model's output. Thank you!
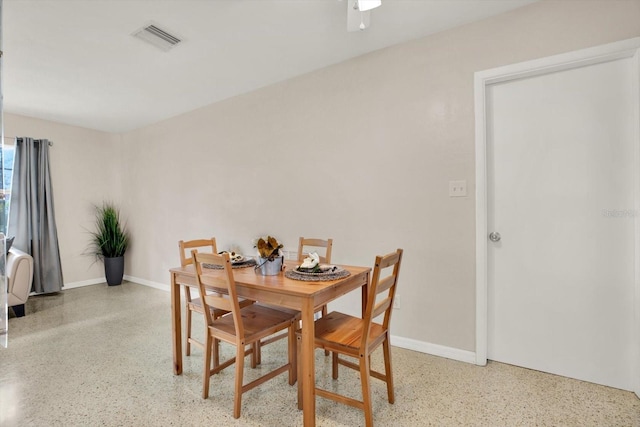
[486, 55, 636, 390]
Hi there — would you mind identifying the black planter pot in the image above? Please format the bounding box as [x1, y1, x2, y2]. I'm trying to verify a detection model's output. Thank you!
[104, 256, 125, 286]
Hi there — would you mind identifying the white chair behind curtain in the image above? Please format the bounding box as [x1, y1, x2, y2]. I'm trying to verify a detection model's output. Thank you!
[8, 137, 63, 294]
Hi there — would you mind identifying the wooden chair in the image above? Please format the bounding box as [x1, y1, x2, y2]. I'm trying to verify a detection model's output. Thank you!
[178, 238, 253, 365]
[299, 237, 333, 355]
[257, 237, 333, 359]
[192, 250, 297, 418]
[298, 237, 333, 318]
[297, 237, 333, 266]
[298, 248, 403, 427]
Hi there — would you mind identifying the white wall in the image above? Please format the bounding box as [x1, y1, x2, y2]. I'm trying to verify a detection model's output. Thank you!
[4, 113, 121, 284]
[5, 0, 640, 355]
[119, 1, 640, 352]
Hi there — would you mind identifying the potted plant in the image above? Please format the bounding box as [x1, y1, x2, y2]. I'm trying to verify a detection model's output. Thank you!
[254, 235, 284, 276]
[88, 202, 130, 286]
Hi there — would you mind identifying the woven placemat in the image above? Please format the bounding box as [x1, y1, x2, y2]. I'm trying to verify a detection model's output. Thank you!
[204, 258, 257, 270]
[285, 267, 351, 282]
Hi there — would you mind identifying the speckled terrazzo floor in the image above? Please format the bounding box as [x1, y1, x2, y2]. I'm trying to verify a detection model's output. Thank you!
[1, 282, 638, 427]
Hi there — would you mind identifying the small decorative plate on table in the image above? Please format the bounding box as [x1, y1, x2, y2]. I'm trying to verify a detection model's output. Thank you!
[285, 264, 351, 282]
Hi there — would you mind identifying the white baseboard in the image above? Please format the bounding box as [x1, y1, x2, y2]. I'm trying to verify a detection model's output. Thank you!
[62, 276, 169, 292]
[62, 276, 475, 366]
[63, 278, 105, 289]
[123, 275, 169, 292]
[390, 334, 477, 365]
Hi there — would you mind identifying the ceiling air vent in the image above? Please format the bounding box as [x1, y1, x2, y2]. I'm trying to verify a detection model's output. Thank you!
[132, 23, 182, 52]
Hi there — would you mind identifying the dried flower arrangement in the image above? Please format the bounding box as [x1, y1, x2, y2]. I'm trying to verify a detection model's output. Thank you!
[254, 235, 283, 261]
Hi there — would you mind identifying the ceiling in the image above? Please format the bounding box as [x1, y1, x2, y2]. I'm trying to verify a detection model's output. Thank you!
[3, 0, 535, 133]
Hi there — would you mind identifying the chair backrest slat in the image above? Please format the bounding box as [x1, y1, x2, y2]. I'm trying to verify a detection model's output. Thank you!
[360, 249, 403, 350]
[298, 237, 333, 264]
[376, 275, 396, 294]
[372, 298, 391, 319]
[197, 274, 232, 290]
[203, 293, 233, 313]
[179, 237, 218, 266]
[378, 251, 401, 269]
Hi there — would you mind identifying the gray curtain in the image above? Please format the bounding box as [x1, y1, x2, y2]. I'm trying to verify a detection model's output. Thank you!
[8, 137, 63, 294]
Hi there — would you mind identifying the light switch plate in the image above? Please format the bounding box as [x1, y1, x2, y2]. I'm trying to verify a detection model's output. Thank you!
[449, 180, 467, 197]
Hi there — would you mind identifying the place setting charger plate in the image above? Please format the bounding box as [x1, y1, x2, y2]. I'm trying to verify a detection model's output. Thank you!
[204, 253, 257, 269]
[285, 264, 351, 282]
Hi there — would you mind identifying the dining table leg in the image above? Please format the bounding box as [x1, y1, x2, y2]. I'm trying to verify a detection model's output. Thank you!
[301, 298, 316, 427]
[171, 272, 183, 375]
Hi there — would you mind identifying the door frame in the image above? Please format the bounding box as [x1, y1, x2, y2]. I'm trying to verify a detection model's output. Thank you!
[474, 37, 640, 396]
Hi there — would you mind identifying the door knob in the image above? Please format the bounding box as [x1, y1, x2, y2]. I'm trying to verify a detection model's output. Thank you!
[489, 232, 501, 242]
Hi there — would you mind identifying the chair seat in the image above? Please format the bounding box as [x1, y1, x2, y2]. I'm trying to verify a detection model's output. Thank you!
[314, 311, 386, 354]
[211, 303, 298, 343]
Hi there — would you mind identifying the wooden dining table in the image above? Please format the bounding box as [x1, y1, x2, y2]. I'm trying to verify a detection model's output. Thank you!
[169, 259, 371, 427]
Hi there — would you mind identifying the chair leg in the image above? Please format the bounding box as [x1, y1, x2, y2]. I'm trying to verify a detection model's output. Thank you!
[213, 338, 220, 368]
[211, 312, 222, 367]
[332, 351, 339, 379]
[297, 335, 303, 410]
[360, 354, 373, 427]
[288, 323, 297, 385]
[185, 286, 192, 356]
[202, 333, 212, 399]
[252, 341, 262, 368]
[185, 306, 192, 356]
[382, 339, 395, 404]
[233, 344, 245, 419]
[251, 343, 258, 369]
[11, 304, 25, 318]
[322, 305, 329, 356]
